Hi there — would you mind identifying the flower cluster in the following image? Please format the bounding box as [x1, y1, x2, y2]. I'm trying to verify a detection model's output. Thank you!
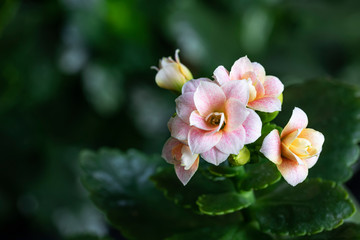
[154, 50, 324, 186]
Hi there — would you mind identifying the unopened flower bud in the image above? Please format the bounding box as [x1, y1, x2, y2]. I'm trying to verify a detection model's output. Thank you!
[229, 147, 251, 166]
[152, 49, 193, 93]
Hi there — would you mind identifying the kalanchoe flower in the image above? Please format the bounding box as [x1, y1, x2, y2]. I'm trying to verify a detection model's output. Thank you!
[153, 49, 193, 93]
[213, 56, 284, 113]
[260, 107, 325, 186]
[170, 78, 262, 165]
[162, 137, 199, 185]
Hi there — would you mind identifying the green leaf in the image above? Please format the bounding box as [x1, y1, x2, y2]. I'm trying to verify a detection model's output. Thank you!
[197, 191, 255, 215]
[151, 166, 235, 211]
[80, 148, 243, 240]
[251, 179, 355, 236]
[276, 79, 360, 183]
[291, 223, 360, 240]
[167, 224, 273, 240]
[257, 110, 279, 124]
[208, 165, 245, 177]
[238, 158, 281, 191]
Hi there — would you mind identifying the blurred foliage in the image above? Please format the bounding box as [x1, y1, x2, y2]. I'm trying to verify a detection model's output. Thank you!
[1, 0, 360, 239]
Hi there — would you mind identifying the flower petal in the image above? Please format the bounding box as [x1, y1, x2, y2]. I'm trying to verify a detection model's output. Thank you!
[213, 66, 230, 85]
[175, 92, 196, 124]
[224, 99, 249, 132]
[282, 129, 302, 147]
[277, 158, 308, 186]
[155, 63, 186, 92]
[200, 147, 229, 165]
[169, 116, 191, 143]
[188, 127, 222, 154]
[263, 76, 284, 97]
[247, 72, 265, 98]
[189, 111, 217, 131]
[252, 62, 266, 83]
[221, 80, 249, 105]
[260, 129, 282, 165]
[247, 97, 282, 113]
[303, 155, 319, 169]
[216, 126, 246, 154]
[298, 128, 325, 151]
[194, 81, 226, 116]
[242, 109, 262, 144]
[175, 156, 199, 185]
[230, 56, 253, 80]
[182, 78, 212, 94]
[161, 138, 181, 164]
[289, 138, 312, 156]
[281, 107, 308, 138]
[281, 143, 304, 165]
[180, 145, 199, 170]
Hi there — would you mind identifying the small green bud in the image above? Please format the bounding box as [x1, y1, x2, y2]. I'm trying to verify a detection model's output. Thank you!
[229, 146, 250, 166]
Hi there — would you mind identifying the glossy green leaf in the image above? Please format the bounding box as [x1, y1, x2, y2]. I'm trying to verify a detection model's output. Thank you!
[251, 179, 355, 236]
[291, 223, 360, 240]
[151, 167, 235, 211]
[235, 158, 281, 191]
[276, 79, 360, 183]
[208, 165, 245, 177]
[167, 224, 273, 240]
[197, 191, 255, 215]
[80, 149, 243, 240]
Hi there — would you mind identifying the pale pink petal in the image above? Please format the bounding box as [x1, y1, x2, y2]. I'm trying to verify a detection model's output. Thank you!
[303, 155, 319, 169]
[221, 80, 249, 105]
[249, 73, 265, 98]
[229, 56, 253, 80]
[224, 99, 249, 132]
[175, 92, 196, 124]
[252, 62, 266, 83]
[161, 138, 181, 164]
[188, 127, 222, 154]
[194, 81, 226, 116]
[200, 147, 229, 165]
[281, 143, 304, 165]
[281, 107, 308, 138]
[215, 127, 246, 154]
[260, 129, 282, 165]
[167, 117, 174, 131]
[282, 129, 302, 147]
[189, 111, 217, 131]
[182, 78, 212, 94]
[298, 128, 325, 151]
[180, 145, 199, 170]
[263, 76, 284, 97]
[175, 156, 199, 185]
[169, 116, 191, 143]
[247, 96, 282, 113]
[213, 66, 230, 85]
[242, 109, 262, 144]
[277, 158, 309, 186]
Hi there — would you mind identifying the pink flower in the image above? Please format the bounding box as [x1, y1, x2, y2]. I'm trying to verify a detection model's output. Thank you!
[213, 56, 284, 113]
[162, 137, 199, 185]
[260, 107, 325, 186]
[170, 78, 262, 165]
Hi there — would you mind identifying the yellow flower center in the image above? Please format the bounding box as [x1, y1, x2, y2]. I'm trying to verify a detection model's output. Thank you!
[205, 112, 226, 131]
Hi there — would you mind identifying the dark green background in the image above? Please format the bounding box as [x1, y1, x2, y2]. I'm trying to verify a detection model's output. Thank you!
[1, 0, 360, 239]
